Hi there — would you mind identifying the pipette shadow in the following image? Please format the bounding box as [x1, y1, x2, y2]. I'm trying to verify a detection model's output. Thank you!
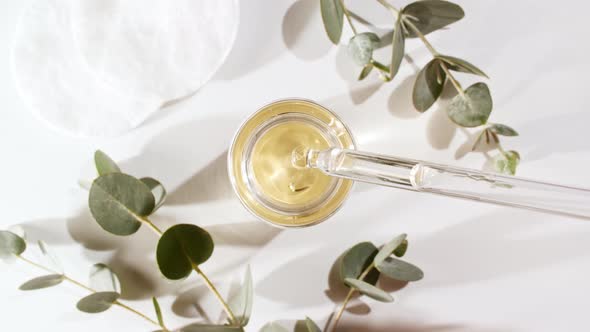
[256, 204, 590, 308]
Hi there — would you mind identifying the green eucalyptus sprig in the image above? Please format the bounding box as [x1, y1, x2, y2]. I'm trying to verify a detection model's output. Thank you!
[89, 150, 253, 331]
[0, 230, 168, 330]
[258, 234, 422, 332]
[2, 150, 425, 331]
[320, 0, 521, 174]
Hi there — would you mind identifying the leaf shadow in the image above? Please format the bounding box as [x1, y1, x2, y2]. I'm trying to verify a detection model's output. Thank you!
[336, 321, 508, 332]
[214, 0, 289, 80]
[426, 82, 458, 151]
[388, 73, 421, 119]
[282, 0, 332, 61]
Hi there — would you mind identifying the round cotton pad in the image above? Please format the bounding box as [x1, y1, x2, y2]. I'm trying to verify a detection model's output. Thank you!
[12, 0, 239, 137]
[71, 0, 239, 102]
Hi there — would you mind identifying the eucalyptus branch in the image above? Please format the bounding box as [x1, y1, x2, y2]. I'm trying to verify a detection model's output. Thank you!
[322, 0, 521, 174]
[330, 262, 376, 332]
[339, 0, 358, 35]
[89, 151, 243, 328]
[17, 255, 165, 330]
[193, 264, 238, 325]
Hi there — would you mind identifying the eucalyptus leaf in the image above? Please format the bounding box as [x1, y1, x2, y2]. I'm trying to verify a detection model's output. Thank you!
[347, 32, 380, 66]
[374, 234, 407, 266]
[339, 242, 379, 285]
[0, 231, 26, 259]
[38, 240, 63, 274]
[89, 263, 121, 293]
[182, 325, 244, 332]
[413, 59, 446, 112]
[320, 0, 344, 44]
[19, 274, 64, 291]
[229, 265, 253, 326]
[157, 224, 214, 280]
[344, 278, 393, 302]
[77, 291, 120, 313]
[446, 82, 493, 127]
[89, 173, 155, 236]
[390, 12, 405, 78]
[403, 0, 465, 37]
[394, 239, 409, 257]
[305, 317, 322, 332]
[489, 123, 518, 136]
[437, 55, 488, 78]
[153, 297, 164, 327]
[358, 63, 374, 80]
[141, 177, 167, 213]
[259, 322, 289, 332]
[94, 150, 121, 175]
[494, 150, 520, 175]
[376, 257, 424, 282]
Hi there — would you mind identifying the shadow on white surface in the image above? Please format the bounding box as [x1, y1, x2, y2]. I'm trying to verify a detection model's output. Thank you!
[388, 73, 421, 119]
[282, 0, 332, 61]
[335, 320, 508, 332]
[413, 210, 590, 288]
[214, 0, 289, 80]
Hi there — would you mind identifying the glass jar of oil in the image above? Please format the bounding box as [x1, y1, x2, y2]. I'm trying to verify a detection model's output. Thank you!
[228, 99, 355, 227]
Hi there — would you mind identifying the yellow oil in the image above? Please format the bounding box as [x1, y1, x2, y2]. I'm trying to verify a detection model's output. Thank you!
[228, 99, 355, 227]
[250, 121, 334, 206]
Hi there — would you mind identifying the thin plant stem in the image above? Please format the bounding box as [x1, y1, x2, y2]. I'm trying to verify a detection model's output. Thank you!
[141, 216, 163, 236]
[193, 264, 238, 325]
[17, 255, 166, 331]
[330, 263, 376, 332]
[375, 0, 467, 98]
[139, 216, 236, 327]
[339, 0, 358, 35]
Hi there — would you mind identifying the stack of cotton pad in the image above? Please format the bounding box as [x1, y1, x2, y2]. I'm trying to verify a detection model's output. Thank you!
[12, 0, 239, 137]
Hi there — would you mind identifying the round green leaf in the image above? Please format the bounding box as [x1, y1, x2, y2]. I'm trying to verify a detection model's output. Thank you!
[437, 55, 488, 78]
[157, 224, 214, 280]
[447, 82, 493, 127]
[413, 59, 446, 112]
[89, 173, 155, 236]
[229, 265, 253, 326]
[90, 263, 121, 293]
[344, 278, 393, 302]
[0, 231, 26, 259]
[140, 177, 167, 213]
[376, 257, 424, 282]
[347, 32, 380, 66]
[374, 234, 407, 266]
[494, 150, 520, 175]
[489, 123, 518, 137]
[394, 239, 409, 257]
[320, 0, 344, 44]
[390, 12, 405, 78]
[339, 242, 379, 285]
[403, 0, 464, 37]
[182, 325, 244, 332]
[77, 291, 120, 313]
[260, 322, 289, 332]
[19, 274, 64, 291]
[94, 150, 121, 175]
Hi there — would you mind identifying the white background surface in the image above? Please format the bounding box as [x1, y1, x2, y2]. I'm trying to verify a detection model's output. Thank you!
[2, 0, 590, 331]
